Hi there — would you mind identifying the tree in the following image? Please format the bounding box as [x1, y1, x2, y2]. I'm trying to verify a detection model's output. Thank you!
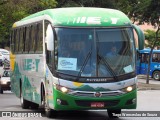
[0, 0, 57, 48]
[57, 0, 115, 8]
[140, 0, 160, 84]
[144, 29, 160, 48]
[117, 0, 160, 84]
[0, 0, 28, 48]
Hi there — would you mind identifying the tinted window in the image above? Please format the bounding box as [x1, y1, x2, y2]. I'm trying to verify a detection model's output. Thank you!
[36, 23, 43, 53]
[25, 27, 30, 53]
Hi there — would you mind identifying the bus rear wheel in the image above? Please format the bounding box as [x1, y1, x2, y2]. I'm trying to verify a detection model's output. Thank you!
[153, 71, 160, 81]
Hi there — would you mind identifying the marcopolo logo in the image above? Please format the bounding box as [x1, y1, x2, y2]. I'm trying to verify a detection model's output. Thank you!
[60, 60, 73, 66]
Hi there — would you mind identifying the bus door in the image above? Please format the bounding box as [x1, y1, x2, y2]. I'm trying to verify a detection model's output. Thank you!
[138, 53, 149, 74]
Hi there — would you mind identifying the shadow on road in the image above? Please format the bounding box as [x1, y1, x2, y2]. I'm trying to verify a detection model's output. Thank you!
[35, 109, 111, 120]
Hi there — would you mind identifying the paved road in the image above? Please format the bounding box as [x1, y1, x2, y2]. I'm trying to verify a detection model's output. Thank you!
[0, 90, 160, 120]
[0, 67, 160, 119]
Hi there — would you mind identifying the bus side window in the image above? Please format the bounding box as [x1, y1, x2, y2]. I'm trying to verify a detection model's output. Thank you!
[25, 26, 30, 53]
[11, 30, 15, 53]
[14, 29, 17, 53]
[152, 54, 156, 62]
[140, 54, 144, 63]
[141, 53, 149, 63]
[16, 28, 21, 53]
[28, 25, 32, 53]
[15, 29, 20, 53]
[30, 24, 36, 53]
[152, 53, 160, 62]
[35, 23, 43, 53]
[22, 27, 26, 53]
[19, 28, 23, 53]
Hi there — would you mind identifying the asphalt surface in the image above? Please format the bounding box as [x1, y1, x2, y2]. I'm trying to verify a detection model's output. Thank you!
[137, 75, 160, 90]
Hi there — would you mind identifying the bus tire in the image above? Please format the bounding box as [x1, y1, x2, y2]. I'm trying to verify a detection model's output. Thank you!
[45, 105, 57, 118]
[153, 71, 160, 81]
[0, 86, 3, 94]
[107, 109, 121, 118]
[20, 87, 30, 109]
[30, 102, 39, 109]
[42, 87, 57, 118]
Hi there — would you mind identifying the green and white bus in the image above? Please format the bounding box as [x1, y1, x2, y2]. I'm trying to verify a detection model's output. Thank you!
[10, 7, 144, 118]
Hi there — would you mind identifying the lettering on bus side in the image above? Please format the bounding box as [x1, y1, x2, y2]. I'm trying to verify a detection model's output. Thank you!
[72, 17, 119, 25]
[23, 59, 40, 72]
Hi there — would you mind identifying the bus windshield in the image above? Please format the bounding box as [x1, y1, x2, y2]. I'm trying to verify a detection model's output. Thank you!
[55, 27, 135, 78]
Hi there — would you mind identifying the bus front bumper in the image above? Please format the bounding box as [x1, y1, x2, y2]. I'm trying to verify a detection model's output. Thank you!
[52, 89, 137, 111]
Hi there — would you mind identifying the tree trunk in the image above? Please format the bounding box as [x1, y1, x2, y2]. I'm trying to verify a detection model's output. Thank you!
[146, 26, 160, 84]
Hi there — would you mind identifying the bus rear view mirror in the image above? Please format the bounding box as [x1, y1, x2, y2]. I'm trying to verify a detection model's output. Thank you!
[132, 24, 145, 50]
[46, 24, 54, 51]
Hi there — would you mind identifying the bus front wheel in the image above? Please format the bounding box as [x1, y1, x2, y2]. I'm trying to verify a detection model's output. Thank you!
[153, 71, 160, 81]
[20, 87, 30, 109]
[0, 86, 3, 94]
[42, 87, 57, 118]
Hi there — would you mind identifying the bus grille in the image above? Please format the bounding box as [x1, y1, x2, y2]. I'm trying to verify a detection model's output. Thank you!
[69, 91, 124, 97]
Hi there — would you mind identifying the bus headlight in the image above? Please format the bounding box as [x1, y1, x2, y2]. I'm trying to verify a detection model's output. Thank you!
[126, 86, 133, 92]
[121, 84, 136, 93]
[0, 81, 7, 85]
[60, 87, 68, 93]
[53, 84, 70, 93]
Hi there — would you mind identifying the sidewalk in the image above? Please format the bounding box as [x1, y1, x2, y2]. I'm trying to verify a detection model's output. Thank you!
[137, 75, 160, 90]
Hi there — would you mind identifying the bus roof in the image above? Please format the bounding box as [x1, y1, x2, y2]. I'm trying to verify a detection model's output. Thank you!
[138, 49, 160, 54]
[13, 7, 131, 27]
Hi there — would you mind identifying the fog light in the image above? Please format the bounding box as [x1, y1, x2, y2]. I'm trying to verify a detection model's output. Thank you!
[126, 86, 133, 92]
[57, 99, 68, 105]
[132, 98, 136, 104]
[57, 99, 61, 105]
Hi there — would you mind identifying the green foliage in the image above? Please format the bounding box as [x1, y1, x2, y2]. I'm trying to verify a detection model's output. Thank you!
[0, 0, 159, 49]
[117, 0, 160, 28]
[144, 30, 160, 48]
[0, 0, 57, 48]
[116, 0, 151, 23]
[57, 0, 115, 8]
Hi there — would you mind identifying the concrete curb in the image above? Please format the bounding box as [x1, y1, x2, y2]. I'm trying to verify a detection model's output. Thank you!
[138, 82, 160, 91]
[137, 75, 160, 91]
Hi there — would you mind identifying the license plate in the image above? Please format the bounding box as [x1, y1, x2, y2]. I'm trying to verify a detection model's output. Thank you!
[91, 102, 104, 108]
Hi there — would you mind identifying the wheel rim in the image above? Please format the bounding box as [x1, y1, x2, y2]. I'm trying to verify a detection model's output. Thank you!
[44, 97, 50, 112]
[154, 72, 159, 80]
[20, 92, 24, 105]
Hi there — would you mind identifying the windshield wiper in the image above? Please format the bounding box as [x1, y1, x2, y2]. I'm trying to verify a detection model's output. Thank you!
[97, 54, 118, 81]
[76, 51, 92, 81]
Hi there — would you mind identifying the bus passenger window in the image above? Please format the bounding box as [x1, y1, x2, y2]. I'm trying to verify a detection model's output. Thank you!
[36, 23, 43, 53]
[14, 29, 19, 53]
[152, 53, 160, 62]
[25, 27, 30, 53]
[141, 53, 149, 63]
[19, 28, 23, 53]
